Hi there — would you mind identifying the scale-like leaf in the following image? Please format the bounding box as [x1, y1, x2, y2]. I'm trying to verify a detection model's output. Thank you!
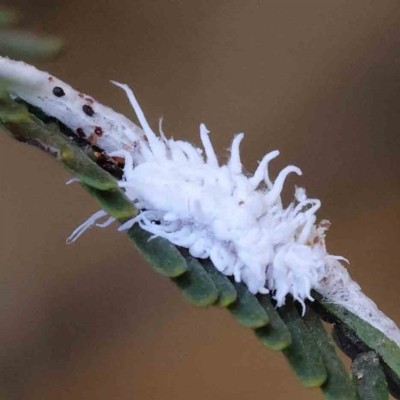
[228, 282, 269, 328]
[172, 255, 218, 307]
[82, 184, 136, 221]
[277, 300, 327, 388]
[201, 259, 237, 307]
[255, 295, 292, 350]
[352, 352, 388, 400]
[128, 224, 188, 278]
[303, 308, 357, 399]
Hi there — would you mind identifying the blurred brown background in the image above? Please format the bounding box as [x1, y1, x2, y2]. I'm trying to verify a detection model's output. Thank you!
[0, 1, 400, 399]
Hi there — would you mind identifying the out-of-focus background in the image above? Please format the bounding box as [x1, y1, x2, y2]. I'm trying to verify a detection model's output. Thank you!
[0, 1, 400, 399]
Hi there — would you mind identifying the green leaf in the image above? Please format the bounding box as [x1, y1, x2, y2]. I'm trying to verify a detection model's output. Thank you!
[227, 282, 269, 328]
[0, 31, 62, 60]
[127, 224, 187, 278]
[60, 145, 118, 191]
[277, 300, 327, 388]
[254, 295, 292, 350]
[201, 259, 237, 307]
[352, 352, 388, 400]
[315, 292, 400, 381]
[0, 91, 30, 122]
[303, 308, 358, 399]
[82, 184, 136, 221]
[172, 255, 218, 307]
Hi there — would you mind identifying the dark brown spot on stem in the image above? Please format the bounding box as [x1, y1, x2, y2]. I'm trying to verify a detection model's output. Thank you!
[52, 86, 65, 97]
[83, 104, 95, 117]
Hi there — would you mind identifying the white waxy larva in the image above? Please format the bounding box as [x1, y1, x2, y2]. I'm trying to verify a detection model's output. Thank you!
[1, 56, 399, 346]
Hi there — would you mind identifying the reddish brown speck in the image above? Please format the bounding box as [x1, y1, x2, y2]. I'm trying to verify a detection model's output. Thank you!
[76, 128, 85, 138]
[94, 126, 103, 136]
[78, 93, 85, 98]
[48, 76, 54, 82]
[239, 201, 244, 206]
[86, 97, 94, 104]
